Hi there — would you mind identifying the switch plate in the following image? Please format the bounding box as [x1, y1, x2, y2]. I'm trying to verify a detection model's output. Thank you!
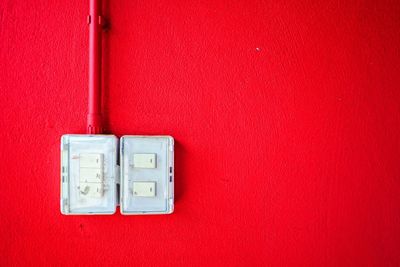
[120, 136, 174, 215]
[60, 134, 173, 215]
[60, 134, 117, 215]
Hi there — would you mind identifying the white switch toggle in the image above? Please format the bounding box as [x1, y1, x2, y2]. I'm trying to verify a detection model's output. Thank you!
[80, 182, 104, 198]
[79, 168, 103, 183]
[80, 153, 104, 169]
[132, 153, 156, 168]
[133, 182, 156, 197]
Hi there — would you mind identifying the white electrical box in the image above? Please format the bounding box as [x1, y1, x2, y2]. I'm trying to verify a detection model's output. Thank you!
[120, 136, 174, 215]
[60, 135, 118, 214]
[60, 134, 174, 215]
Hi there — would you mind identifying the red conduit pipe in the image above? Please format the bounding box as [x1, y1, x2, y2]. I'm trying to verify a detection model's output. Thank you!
[87, 0, 103, 134]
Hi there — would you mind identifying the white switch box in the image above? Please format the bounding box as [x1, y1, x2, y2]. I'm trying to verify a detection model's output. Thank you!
[60, 134, 173, 215]
[120, 136, 174, 215]
[60, 135, 117, 215]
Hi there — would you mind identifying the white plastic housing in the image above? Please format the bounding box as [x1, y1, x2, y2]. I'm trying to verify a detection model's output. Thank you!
[60, 134, 118, 215]
[120, 136, 174, 215]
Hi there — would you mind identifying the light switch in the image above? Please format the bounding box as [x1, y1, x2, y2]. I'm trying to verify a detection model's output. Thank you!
[132, 153, 156, 168]
[79, 153, 104, 197]
[80, 153, 104, 169]
[133, 181, 156, 197]
[79, 168, 103, 183]
[79, 182, 104, 198]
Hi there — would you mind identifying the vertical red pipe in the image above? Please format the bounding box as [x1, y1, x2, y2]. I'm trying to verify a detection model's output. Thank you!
[87, 0, 102, 134]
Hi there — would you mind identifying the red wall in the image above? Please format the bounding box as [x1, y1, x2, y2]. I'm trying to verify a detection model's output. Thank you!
[1, 0, 399, 266]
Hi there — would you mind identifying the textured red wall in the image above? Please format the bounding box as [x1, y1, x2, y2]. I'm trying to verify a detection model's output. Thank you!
[1, 0, 399, 266]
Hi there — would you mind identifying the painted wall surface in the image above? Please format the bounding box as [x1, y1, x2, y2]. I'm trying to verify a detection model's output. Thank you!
[1, 0, 399, 266]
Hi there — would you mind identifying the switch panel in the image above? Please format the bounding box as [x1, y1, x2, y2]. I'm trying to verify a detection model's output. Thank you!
[132, 153, 157, 168]
[60, 134, 117, 215]
[79, 153, 104, 197]
[133, 181, 156, 197]
[120, 136, 174, 215]
[60, 134, 172, 215]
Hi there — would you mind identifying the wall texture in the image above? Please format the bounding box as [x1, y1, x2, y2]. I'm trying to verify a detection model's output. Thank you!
[0, 0, 399, 266]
